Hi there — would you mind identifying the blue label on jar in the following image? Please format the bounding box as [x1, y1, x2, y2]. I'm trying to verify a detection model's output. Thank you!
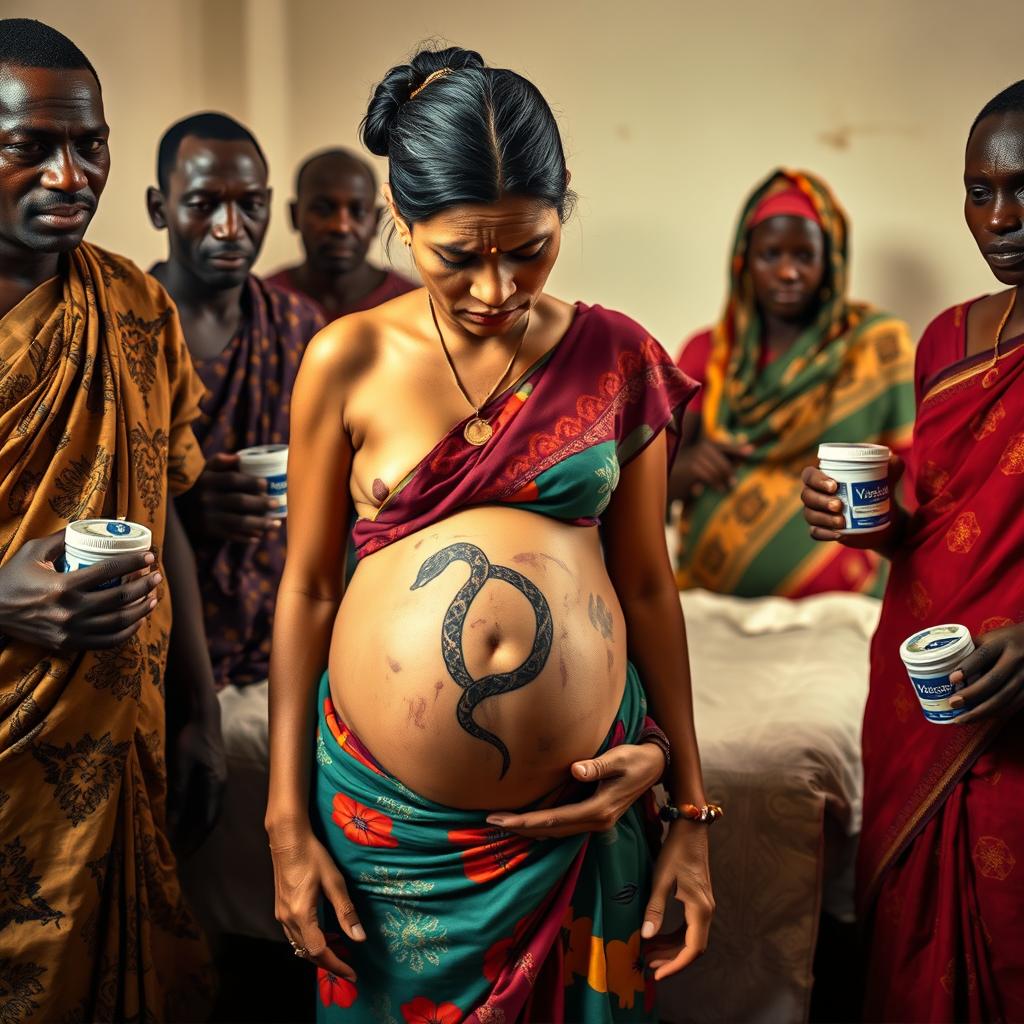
[909, 673, 967, 723]
[266, 472, 287, 517]
[62, 555, 120, 590]
[106, 521, 131, 536]
[923, 637, 958, 651]
[837, 476, 891, 530]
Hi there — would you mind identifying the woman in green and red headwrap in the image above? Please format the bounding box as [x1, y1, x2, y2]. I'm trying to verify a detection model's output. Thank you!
[671, 169, 915, 598]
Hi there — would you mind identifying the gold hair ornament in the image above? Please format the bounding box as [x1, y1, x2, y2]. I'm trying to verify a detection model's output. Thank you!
[410, 68, 453, 100]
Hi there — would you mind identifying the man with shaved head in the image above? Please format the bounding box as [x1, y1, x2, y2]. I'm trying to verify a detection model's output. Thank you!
[0, 18, 220, 1022]
[266, 147, 416, 320]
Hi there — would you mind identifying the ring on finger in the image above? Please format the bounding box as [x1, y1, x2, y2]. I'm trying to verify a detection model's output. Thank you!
[288, 937, 310, 959]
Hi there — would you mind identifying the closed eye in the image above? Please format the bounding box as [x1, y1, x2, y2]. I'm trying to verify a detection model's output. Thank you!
[436, 250, 473, 270]
[508, 241, 549, 263]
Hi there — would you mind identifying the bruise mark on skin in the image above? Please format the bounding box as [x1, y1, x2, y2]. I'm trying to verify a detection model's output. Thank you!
[559, 654, 569, 689]
[405, 696, 428, 730]
[433, 680, 444, 702]
[387, 656, 402, 674]
[469, 617, 487, 629]
[414, 532, 439, 551]
[588, 594, 613, 641]
[606, 646, 614, 672]
[512, 551, 571, 576]
[537, 734, 553, 753]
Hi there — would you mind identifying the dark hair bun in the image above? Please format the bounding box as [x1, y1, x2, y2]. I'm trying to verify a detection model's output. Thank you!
[362, 43, 573, 225]
[362, 46, 484, 157]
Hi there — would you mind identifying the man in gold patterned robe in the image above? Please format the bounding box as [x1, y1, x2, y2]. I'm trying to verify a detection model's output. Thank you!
[0, 19, 221, 1022]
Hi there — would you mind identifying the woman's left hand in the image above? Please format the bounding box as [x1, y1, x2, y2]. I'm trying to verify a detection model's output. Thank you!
[948, 622, 1024, 724]
[641, 820, 715, 980]
[485, 742, 665, 838]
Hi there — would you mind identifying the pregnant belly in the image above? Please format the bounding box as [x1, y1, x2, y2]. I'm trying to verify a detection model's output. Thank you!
[329, 507, 627, 809]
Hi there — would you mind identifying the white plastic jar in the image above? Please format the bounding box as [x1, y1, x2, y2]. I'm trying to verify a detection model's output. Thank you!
[237, 444, 288, 518]
[63, 519, 153, 589]
[899, 623, 975, 724]
[817, 442, 891, 533]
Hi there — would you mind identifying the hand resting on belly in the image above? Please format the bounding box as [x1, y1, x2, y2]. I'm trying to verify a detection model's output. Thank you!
[330, 508, 627, 808]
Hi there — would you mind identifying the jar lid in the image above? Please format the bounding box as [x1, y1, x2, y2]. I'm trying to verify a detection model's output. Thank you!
[237, 444, 288, 471]
[900, 624, 973, 666]
[818, 442, 891, 462]
[65, 518, 152, 553]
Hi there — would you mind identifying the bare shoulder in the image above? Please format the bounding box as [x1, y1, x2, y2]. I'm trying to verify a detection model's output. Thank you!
[300, 307, 384, 391]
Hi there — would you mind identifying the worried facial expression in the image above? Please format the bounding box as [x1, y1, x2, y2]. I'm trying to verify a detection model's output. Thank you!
[964, 112, 1024, 287]
[393, 193, 562, 338]
[149, 135, 270, 291]
[747, 215, 827, 323]
[0, 64, 108, 255]
[291, 159, 380, 275]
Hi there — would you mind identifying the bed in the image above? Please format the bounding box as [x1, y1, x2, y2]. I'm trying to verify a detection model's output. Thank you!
[655, 588, 880, 1024]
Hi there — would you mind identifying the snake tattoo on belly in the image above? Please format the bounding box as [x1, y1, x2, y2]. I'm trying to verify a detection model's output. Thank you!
[410, 542, 553, 778]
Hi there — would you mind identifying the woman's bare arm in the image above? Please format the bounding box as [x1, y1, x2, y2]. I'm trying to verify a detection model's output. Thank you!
[265, 327, 357, 832]
[265, 321, 373, 978]
[603, 431, 714, 979]
[604, 432, 705, 807]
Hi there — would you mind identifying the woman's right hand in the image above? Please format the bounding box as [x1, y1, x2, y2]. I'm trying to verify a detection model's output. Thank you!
[269, 823, 366, 981]
[800, 455, 905, 551]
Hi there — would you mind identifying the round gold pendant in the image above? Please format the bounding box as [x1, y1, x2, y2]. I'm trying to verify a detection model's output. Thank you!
[464, 417, 493, 446]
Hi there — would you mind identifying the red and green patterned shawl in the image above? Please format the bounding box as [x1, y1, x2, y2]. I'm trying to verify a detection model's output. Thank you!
[352, 303, 697, 559]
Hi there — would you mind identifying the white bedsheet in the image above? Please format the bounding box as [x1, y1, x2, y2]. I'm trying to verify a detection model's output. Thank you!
[656, 589, 880, 1024]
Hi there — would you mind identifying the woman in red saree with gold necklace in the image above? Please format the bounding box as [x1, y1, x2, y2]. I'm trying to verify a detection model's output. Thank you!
[801, 80, 1024, 1021]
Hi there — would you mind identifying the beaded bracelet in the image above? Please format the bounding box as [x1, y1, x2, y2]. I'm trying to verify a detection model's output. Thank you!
[658, 801, 724, 825]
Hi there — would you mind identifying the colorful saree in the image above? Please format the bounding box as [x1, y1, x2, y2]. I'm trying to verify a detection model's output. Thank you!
[185, 274, 324, 689]
[0, 244, 213, 1021]
[315, 667, 656, 1023]
[858, 298, 1024, 1022]
[320, 303, 695, 1021]
[675, 169, 915, 598]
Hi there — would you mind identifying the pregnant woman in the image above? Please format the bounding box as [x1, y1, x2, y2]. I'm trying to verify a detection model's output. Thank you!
[266, 46, 714, 1022]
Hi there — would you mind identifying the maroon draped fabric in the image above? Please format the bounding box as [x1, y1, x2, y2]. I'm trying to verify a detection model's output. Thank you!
[264, 267, 417, 320]
[858, 299, 1024, 1021]
[352, 303, 698, 560]
[186, 275, 324, 687]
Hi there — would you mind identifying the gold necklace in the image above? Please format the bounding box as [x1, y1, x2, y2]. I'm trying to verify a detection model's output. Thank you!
[993, 286, 1017, 358]
[984, 287, 1017, 388]
[428, 295, 528, 446]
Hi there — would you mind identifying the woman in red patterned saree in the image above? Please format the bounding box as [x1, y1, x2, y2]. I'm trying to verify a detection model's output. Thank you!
[801, 80, 1024, 1022]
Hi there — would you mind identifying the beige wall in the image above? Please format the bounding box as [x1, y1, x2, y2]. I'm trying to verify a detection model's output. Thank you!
[6, 0, 1023, 348]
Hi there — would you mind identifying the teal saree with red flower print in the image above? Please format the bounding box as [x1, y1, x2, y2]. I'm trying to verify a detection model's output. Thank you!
[314, 666, 655, 1023]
